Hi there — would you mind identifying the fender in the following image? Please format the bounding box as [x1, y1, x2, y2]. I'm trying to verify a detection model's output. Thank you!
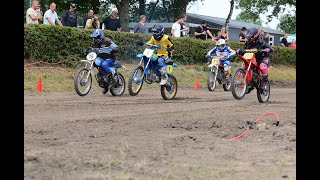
[136, 54, 146, 58]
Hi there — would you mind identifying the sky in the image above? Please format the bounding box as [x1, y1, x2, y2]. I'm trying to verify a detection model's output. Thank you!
[186, 0, 292, 30]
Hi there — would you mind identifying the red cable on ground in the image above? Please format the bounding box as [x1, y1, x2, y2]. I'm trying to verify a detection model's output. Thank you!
[228, 112, 280, 140]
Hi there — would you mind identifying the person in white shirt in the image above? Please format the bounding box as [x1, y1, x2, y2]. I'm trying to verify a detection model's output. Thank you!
[26, 0, 42, 24]
[43, 2, 63, 26]
[171, 17, 183, 37]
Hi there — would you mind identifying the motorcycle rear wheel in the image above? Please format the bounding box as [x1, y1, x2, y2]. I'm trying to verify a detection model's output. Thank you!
[110, 72, 126, 96]
[257, 79, 270, 103]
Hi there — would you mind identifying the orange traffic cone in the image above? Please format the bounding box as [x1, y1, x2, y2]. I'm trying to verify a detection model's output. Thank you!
[35, 77, 42, 92]
[194, 77, 199, 90]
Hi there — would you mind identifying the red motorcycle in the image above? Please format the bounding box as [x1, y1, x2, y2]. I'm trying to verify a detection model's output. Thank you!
[230, 49, 270, 103]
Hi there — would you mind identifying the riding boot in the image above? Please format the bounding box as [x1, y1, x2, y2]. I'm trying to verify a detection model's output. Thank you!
[159, 66, 168, 85]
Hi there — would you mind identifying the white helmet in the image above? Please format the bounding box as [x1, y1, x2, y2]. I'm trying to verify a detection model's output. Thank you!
[216, 39, 226, 50]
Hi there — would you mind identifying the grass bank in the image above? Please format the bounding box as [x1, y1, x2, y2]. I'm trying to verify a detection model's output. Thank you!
[24, 63, 296, 92]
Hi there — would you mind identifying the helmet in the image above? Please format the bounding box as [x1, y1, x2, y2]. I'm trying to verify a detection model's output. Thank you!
[246, 27, 259, 44]
[216, 39, 226, 50]
[90, 29, 104, 45]
[151, 24, 164, 41]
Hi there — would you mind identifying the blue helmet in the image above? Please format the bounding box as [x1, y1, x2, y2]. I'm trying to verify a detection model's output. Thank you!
[90, 29, 104, 44]
[151, 24, 164, 40]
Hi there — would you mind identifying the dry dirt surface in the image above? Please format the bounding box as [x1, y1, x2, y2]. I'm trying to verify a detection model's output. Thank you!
[24, 86, 296, 180]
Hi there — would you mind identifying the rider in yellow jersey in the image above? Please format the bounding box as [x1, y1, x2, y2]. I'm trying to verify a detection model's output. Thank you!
[145, 24, 174, 85]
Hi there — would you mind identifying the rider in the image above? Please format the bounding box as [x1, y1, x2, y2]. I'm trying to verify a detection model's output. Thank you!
[205, 39, 236, 81]
[236, 27, 273, 90]
[90, 29, 119, 93]
[143, 24, 174, 85]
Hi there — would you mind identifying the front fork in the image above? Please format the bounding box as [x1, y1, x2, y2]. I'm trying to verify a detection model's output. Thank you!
[242, 61, 252, 88]
[211, 65, 218, 83]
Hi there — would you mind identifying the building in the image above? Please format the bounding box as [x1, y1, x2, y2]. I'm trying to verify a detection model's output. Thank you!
[186, 13, 284, 46]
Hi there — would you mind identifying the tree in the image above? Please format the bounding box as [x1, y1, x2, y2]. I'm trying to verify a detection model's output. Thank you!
[236, 0, 296, 22]
[225, 0, 235, 31]
[277, 14, 296, 33]
[138, 0, 146, 16]
[235, 11, 262, 25]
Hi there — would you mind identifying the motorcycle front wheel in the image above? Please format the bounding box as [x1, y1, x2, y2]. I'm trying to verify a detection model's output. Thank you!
[110, 72, 126, 96]
[128, 65, 144, 96]
[231, 68, 247, 100]
[257, 79, 270, 103]
[74, 68, 92, 96]
[161, 74, 178, 100]
[207, 71, 217, 91]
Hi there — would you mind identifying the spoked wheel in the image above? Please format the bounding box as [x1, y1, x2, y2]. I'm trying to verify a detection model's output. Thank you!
[128, 65, 144, 96]
[223, 74, 232, 91]
[231, 68, 247, 100]
[207, 71, 216, 91]
[110, 72, 126, 96]
[257, 79, 270, 103]
[161, 74, 178, 100]
[74, 68, 92, 96]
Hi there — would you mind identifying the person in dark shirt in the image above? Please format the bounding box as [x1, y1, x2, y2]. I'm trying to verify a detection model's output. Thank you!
[83, 9, 94, 27]
[61, 3, 77, 27]
[239, 27, 247, 42]
[101, 8, 122, 31]
[281, 33, 289, 47]
[194, 21, 214, 40]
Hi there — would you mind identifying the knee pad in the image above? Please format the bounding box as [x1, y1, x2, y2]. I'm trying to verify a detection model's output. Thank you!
[259, 63, 269, 74]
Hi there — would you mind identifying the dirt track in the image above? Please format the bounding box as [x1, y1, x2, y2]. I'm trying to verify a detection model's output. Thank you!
[24, 86, 296, 180]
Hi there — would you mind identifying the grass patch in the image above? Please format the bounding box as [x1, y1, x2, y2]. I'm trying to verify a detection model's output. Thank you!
[24, 63, 296, 92]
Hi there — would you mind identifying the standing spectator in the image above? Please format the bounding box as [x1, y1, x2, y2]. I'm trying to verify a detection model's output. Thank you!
[263, 32, 270, 44]
[43, 2, 63, 26]
[290, 39, 296, 49]
[239, 27, 247, 42]
[194, 21, 214, 40]
[133, 15, 147, 34]
[26, 0, 42, 24]
[85, 14, 100, 29]
[61, 3, 77, 27]
[180, 14, 189, 37]
[281, 33, 289, 47]
[102, 8, 122, 32]
[83, 9, 94, 27]
[219, 26, 228, 41]
[215, 31, 221, 41]
[171, 17, 183, 37]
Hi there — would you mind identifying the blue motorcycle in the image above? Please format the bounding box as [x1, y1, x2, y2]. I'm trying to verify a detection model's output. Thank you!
[128, 43, 178, 100]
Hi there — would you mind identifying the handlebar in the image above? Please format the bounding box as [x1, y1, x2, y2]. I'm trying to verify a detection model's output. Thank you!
[145, 43, 160, 49]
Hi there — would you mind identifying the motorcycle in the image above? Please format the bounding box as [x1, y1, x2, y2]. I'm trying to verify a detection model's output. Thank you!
[206, 55, 232, 91]
[230, 49, 270, 103]
[73, 48, 126, 96]
[128, 43, 178, 100]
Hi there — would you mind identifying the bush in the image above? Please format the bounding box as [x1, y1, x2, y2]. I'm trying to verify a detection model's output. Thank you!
[24, 24, 296, 66]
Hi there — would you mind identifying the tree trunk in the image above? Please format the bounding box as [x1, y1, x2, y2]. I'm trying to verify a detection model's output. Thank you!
[148, 0, 160, 22]
[173, 0, 188, 20]
[116, 0, 130, 32]
[139, 0, 146, 16]
[162, 0, 171, 22]
[225, 0, 235, 31]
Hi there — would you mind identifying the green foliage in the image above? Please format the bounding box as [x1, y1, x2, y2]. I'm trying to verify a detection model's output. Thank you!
[278, 14, 296, 34]
[24, 24, 296, 67]
[235, 11, 262, 25]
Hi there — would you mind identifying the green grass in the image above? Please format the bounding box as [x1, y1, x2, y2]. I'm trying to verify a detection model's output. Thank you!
[24, 63, 296, 92]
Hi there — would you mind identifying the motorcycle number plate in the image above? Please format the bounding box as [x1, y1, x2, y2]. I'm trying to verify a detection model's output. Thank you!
[211, 57, 219, 65]
[143, 49, 154, 58]
[166, 65, 173, 74]
[243, 53, 254, 59]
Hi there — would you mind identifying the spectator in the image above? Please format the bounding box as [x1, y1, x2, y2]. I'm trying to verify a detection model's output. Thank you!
[102, 8, 122, 31]
[171, 17, 183, 37]
[194, 21, 214, 40]
[43, 2, 63, 26]
[180, 14, 189, 37]
[263, 32, 270, 44]
[85, 14, 100, 29]
[26, 0, 42, 24]
[83, 9, 94, 27]
[219, 26, 228, 41]
[281, 33, 289, 47]
[239, 27, 247, 42]
[61, 3, 77, 27]
[215, 31, 221, 41]
[290, 39, 296, 49]
[133, 15, 147, 34]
